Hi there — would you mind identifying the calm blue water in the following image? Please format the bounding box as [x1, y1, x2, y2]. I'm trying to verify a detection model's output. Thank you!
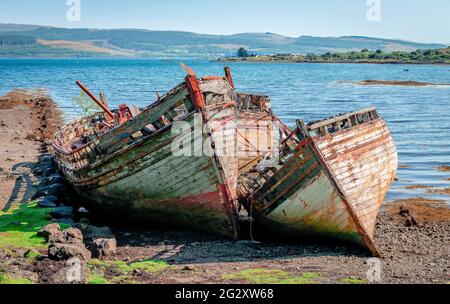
[1, 59, 449, 202]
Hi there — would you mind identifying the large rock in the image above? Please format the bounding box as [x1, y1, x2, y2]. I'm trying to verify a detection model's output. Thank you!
[78, 225, 114, 241]
[74, 225, 117, 258]
[48, 243, 91, 262]
[38, 224, 64, 243]
[90, 238, 117, 258]
[62, 228, 83, 245]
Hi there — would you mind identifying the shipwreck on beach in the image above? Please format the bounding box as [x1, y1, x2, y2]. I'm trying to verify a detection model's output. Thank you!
[238, 108, 397, 256]
[53, 65, 398, 255]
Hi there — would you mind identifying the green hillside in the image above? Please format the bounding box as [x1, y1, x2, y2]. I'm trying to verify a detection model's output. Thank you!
[0, 23, 447, 58]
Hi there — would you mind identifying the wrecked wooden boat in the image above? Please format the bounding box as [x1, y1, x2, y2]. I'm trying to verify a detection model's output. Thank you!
[53, 63, 398, 254]
[53, 67, 241, 239]
[238, 107, 398, 256]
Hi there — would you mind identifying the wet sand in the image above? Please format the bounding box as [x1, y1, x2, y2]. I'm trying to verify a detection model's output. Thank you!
[428, 188, 450, 197]
[356, 80, 450, 87]
[399, 164, 413, 169]
[404, 185, 435, 190]
[0, 90, 61, 210]
[402, 185, 450, 196]
[436, 166, 450, 173]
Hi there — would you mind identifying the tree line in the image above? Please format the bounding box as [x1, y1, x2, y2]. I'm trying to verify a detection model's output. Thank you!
[234, 47, 450, 64]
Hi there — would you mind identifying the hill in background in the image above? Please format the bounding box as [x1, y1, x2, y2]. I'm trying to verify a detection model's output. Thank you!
[0, 23, 447, 58]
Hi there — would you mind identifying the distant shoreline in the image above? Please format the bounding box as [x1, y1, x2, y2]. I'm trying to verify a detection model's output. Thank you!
[0, 57, 449, 66]
[217, 58, 450, 66]
[218, 47, 450, 65]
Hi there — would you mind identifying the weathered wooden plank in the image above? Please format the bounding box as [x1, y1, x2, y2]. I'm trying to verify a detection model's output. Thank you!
[94, 86, 190, 154]
[313, 118, 398, 237]
[54, 77, 241, 239]
[267, 173, 362, 242]
[308, 107, 376, 130]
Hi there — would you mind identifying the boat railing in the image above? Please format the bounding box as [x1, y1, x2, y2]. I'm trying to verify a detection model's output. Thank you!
[53, 78, 239, 174]
[53, 83, 195, 172]
[307, 107, 379, 137]
[52, 112, 106, 170]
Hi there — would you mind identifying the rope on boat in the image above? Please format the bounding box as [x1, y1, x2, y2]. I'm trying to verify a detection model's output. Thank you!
[248, 198, 261, 245]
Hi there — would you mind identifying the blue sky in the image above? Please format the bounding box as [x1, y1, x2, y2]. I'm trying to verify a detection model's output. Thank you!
[0, 0, 449, 43]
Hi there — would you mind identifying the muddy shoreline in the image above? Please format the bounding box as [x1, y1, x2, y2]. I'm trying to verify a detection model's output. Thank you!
[355, 80, 450, 87]
[0, 91, 448, 284]
[0, 90, 61, 211]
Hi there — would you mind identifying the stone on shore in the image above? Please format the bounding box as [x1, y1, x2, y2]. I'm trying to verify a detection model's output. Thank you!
[77, 224, 115, 241]
[38, 223, 63, 243]
[74, 224, 117, 258]
[90, 238, 117, 258]
[48, 243, 91, 262]
[62, 228, 84, 245]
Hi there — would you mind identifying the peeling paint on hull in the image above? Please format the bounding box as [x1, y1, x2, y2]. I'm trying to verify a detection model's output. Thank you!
[248, 139, 369, 248]
[313, 119, 398, 238]
[75, 113, 238, 238]
[243, 109, 397, 256]
[54, 76, 240, 239]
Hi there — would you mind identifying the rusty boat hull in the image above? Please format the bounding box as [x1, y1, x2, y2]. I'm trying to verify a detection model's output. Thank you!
[240, 108, 398, 255]
[53, 76, 240, 239]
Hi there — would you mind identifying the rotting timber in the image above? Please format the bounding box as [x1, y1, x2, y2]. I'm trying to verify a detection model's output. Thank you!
[53, 67, 242, 239]
[53, 65, 398, 255]
[238, 108, 398, 256]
